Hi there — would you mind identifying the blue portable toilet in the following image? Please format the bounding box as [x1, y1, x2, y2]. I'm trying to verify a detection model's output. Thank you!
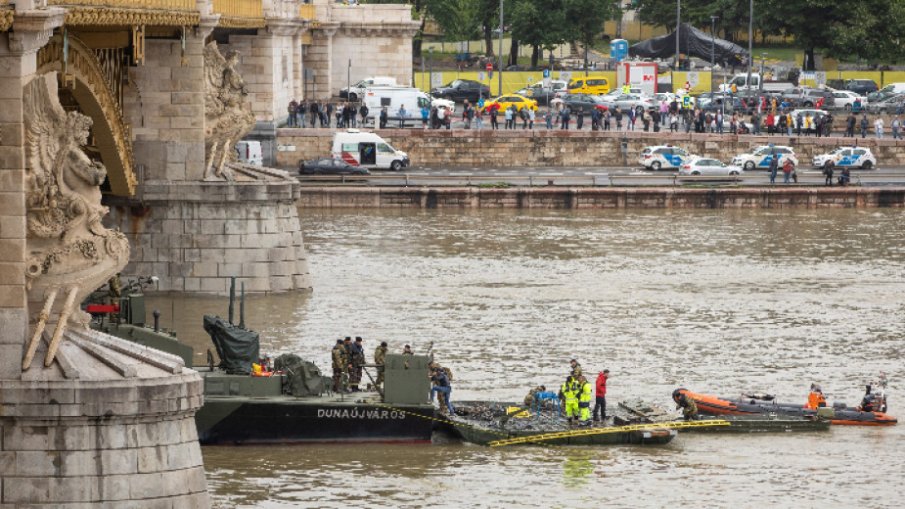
[610, 39, 629, 62]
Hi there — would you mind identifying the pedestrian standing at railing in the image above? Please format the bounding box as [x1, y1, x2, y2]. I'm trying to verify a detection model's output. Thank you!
[892, 116, 901, 139]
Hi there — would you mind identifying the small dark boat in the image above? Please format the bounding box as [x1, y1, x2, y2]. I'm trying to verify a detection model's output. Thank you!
[676, 389, 897, 427]
[617, 399, 831, 433]
[445, 401, 678, 447]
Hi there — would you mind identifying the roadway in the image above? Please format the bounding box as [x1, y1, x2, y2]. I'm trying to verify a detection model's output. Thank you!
[296, 166, 905, 187]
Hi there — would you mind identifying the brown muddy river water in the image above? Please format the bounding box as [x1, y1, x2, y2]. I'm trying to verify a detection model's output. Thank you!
[145, 209, 904, 508]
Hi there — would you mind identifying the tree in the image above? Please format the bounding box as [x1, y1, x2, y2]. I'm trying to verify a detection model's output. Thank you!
[510, 0, 567, 68]
[565, 0, 616, 71]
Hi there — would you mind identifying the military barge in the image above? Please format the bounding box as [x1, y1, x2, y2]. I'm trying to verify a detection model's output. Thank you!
[89, 283, 436, 445]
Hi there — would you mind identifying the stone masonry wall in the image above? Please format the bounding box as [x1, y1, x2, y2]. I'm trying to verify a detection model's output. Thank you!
[275, 129, 905, 169]
[107, 179, 312, 294]
[0, 29, 31, 381]
[297, 186, 905, 209]
[223, 31, 299, 125]
[125, 38, 206, 181]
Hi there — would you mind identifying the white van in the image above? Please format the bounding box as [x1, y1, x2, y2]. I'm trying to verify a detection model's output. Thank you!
[235, 140, 263, 166]
[332, 130, 409, 171]
[363, 86, 454, 126]
[340, 76, 398, 101]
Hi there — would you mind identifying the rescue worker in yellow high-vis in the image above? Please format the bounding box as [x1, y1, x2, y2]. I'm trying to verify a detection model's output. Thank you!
[560, 376, 579, 425]
[577, 375, 593, 425]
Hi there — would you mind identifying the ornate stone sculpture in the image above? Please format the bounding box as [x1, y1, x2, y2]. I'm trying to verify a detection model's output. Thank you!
[204, 41, 256, 180]
[21, 72, 129, 369]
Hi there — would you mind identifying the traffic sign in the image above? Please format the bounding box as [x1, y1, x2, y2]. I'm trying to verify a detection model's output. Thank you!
[485, 62, 493, 72]
[543, 69, 551, 78]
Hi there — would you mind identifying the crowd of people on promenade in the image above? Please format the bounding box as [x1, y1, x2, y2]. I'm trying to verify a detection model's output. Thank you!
[286, 99, 370, 129]
[286, 95, 903, 140]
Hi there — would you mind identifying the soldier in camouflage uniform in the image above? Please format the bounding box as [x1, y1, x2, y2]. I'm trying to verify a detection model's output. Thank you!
[374, 341, 388, 388]
[331, 339, 348, 392]
[349, 336, 366, 391]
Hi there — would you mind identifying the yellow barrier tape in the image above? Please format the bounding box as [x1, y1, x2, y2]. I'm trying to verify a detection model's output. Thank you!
[488, 419, 731, 447]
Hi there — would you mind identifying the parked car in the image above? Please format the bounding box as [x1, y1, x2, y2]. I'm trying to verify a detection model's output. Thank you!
[515, 80, 567, 106]
[812, 147, 877, 170]
[845, 79, 879, 96]
[830, 90, 865, 111]
[561, 93, 608, 114]
[299, 157, 370, 176]
[603, 93, 656, 114]
[731, 145, 798, 171]
[789, 108, 829, 124]
[679, 157, 742, 176]
[639, 145, 692, 171]
[480, 94, 538, 113]
[866, 93, 905, 114]
[430, 79, 491, 103]
[777, 87, 834, 108]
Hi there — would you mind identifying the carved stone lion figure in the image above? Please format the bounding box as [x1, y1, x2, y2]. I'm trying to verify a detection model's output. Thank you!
[204, 42, 256, 180]
[23, 72, 129, 339]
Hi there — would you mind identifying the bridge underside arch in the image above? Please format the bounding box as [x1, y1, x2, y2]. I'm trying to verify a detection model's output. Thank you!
[37, 34, 136, 197]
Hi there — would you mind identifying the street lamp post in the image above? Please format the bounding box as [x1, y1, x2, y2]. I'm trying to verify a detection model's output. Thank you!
[498, 0, 504, 97]
[711, 15, 718, 68]
[746, 0, 753, 92]
[429, 47, 433, 92]
[675, 0, 681, 70]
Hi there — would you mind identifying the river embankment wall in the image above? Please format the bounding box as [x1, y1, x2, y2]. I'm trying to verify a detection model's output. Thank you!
[297, 186, 905, 209]
[275, 129, 905, 169]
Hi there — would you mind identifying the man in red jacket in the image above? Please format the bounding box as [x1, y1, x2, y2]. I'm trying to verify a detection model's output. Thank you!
[594, 369, 609, 422]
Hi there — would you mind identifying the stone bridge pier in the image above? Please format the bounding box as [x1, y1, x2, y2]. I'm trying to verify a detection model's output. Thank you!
[0, 4, 207, 507]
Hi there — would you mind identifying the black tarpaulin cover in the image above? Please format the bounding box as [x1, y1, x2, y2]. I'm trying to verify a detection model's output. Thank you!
[629, 23, 747, 66]
[274, 353, 328, 397]
[204, 315, 260, 375]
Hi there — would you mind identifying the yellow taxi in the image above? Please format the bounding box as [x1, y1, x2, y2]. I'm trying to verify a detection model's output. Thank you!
[566, 77, 611, 95]
[480, 94, 538, 113]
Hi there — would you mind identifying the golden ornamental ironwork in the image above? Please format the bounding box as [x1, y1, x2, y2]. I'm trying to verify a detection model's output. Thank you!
[298, 3, 315, 21]
[61, 7, 200, 27]
[37, 35, 137, 197]
[213, 0, 265, 29]
[49, 0, 195, 10]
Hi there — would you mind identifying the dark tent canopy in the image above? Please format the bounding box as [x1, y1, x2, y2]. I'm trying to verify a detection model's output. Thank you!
[630, 23, 747, 67]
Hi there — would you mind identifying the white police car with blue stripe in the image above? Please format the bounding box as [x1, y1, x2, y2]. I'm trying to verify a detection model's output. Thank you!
[639, 145, 692, 170]
[731, 145, 799, 171]
[812, 147, 876, 169]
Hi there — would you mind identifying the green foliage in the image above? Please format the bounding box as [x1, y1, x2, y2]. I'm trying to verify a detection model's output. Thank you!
[510, 0, 567, 49]
[565, 0, 616, 46]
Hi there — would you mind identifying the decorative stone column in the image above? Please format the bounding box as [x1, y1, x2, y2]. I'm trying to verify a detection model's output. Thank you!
[0, 7, 209, 508]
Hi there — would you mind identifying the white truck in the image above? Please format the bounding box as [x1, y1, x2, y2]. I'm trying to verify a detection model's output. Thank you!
[340, 76, 398, 101]
[719, 73, 795, 93]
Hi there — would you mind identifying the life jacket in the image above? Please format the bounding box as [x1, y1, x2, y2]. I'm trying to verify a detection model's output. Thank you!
[806, 391, 821, 409]
[251, 363, 273, 377]
[561, 381, 577, 402]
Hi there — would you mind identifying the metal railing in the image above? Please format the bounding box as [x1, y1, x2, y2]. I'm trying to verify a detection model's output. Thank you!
[49, 0, 195, 9]
[295, 171, 904, 187]
[298, 3, 315, 20]
[212, 0, 265, 27]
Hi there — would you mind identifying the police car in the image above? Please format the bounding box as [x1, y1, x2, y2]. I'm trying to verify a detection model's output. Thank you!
[639, 145, 692, 170]
[731, 145, 799, 171]
[812, 147, 877, 170]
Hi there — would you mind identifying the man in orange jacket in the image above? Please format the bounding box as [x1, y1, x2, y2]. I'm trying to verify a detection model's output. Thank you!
[594, 369, 609, 422]
[806, 384, 827, 409]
